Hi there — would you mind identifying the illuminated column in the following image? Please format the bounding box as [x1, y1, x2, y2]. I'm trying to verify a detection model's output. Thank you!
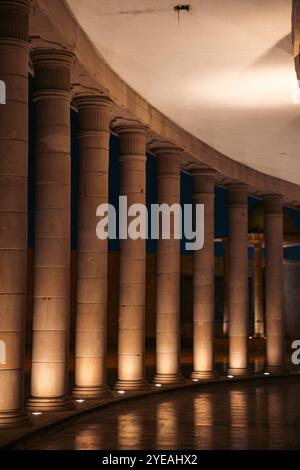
[27, 48, 75, 411]
[114, 123, 149, 391]
[264, 194, 284, 372]
[190, 169, 216, 379]
[227, 183, 249, 375]
[223, 238, 230, 336]
[152, 145, 184, 385]
[73, 95, 112, 398]
[253, 241, 265, 338]
[0, 0, 32, 428]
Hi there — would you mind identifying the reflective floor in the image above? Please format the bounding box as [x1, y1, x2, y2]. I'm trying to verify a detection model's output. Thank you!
[15, 378, 300, 450]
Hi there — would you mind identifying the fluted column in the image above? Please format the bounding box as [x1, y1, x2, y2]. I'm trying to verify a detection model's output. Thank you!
[72, 95, 112, 398]
[114, 124, 149, 391]
[0, 0, 32, 428]
[253, 241, 265, 338]
[27, 48, 75, 411]
[152, 145, 184, 385]
[264, 194, 284, 372]
[223, 238, 230, 336]
[227, 183, 249, 375]
[191, 169, 216, 379]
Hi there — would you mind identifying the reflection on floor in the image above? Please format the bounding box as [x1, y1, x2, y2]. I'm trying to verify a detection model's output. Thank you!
[15, 378, 300, 450]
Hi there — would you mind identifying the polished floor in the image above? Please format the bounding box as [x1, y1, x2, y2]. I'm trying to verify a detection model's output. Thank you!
[15, 377, 300, 450]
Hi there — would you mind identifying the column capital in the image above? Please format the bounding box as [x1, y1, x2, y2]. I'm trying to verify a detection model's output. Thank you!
[190, 168, 217, 195]
[189, 167, 217, 177]
[113, 120, 148, 136]
[227, 183, 248, 206]
[263, 194, 283, 215]
[114, 121, 147, 157]
[74, 95, 113, 135]
[74, 94, 113, 109]
[30, 48, 75, 98]
[0, 0, 32, 46]
[148, 140, 183, 159]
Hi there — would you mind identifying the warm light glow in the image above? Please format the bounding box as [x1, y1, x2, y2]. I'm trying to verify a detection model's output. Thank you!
[249, 336, 253, 340]
[32, 412, 42, 416]
[227, 375, 234, 379]
[264, 372, 270, 376]
[192, 379, 199, 382]
[117, 390, 126, 394]
[76, 399, 85, 403]
[155, 384, 162, 388]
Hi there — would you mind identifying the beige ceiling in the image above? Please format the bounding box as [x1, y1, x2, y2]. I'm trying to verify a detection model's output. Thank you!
[66, 0, 300, 185]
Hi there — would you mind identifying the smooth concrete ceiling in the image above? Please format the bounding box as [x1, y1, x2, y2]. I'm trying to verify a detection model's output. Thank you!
[66, 0, 300, 185]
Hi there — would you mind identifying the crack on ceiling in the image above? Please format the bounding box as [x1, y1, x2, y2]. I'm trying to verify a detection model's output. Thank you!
[118, 8, 168, 16]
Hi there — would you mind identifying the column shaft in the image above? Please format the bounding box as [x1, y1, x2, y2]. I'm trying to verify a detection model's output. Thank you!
[223, 238, 230, 336]
[253, 242, 264, 337]
[153, 146, 184, 384]
[27, 48, 74, 411]
[73, 95, 112, 398]
[191, 170, 216, 379]
[228, 184, 249, 374]
[115, 124, 149, 391]
[264, 195, 284, 371]
[0, 0, 32, 428]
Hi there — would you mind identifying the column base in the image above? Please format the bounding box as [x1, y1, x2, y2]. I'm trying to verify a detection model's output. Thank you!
[114, 379, 151, 392]
[226, 368, 250, 377]
[26, 396, 75, 412]
[72, 385, 111, 400]
[0, 411, 31, 429]
[191, 370, 218, 380]
[153, 373, 185, 385]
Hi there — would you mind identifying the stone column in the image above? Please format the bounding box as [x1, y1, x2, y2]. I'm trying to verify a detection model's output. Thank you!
[27, 48, 75, 411]
[190, 169, 216, 379]
[114, 123, 149, 391]
[152, 145, 184, 385]
[253, 241, 265, 338]
[264, 194, 284, 372]
[227, 183, 249, 375]
[72, 95, 112, 399]
[223, 238, 230, 336]
[0, 0, 32, 428]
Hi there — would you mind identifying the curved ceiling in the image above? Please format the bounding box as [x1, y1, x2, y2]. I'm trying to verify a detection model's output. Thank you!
[66, 0, 300, 185]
